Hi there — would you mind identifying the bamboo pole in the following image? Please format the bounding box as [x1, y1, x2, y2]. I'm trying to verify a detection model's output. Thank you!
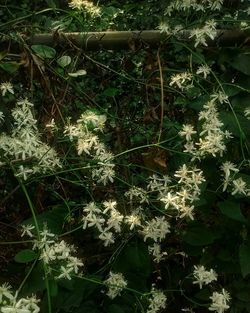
[29, 30, 248, 50]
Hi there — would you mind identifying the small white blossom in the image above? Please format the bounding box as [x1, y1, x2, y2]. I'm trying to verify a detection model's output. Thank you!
[99, 231, 115, 246]
[196, 65, 211, 79]
[104, 272, 127, 299]
[244, 107, 250, 120]
[57, 266, 73, 280]
[0, 111, 4, 123]
[0, 82, 14, 96]
[68, 0, 101, 16]
[209, 289, 230, 313]
[125, 214, 141, 230]
[189, 20, 217, 47]
[0, 283, 13, 303]
[21, 224, 35, 238]
[232, 177, 248, 196]
[146, 288, 167, 313]
[193, 265, 217, 289]
[179, 124, 197, 141]
[157, 22, 171, 34]
[169, 72, 193, 90]
[148, 244, 167, 263]
[142, 216, 170, 242]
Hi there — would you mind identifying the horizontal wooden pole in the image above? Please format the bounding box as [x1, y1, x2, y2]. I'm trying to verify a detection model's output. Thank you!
[28, 30, 248, 50]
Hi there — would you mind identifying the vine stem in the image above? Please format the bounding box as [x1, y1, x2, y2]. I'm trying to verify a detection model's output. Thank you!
[157, 49, 165, 143]
[10, 163, 52, 313]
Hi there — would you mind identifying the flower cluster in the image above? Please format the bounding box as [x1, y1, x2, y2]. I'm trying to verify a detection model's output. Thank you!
[147, 174, 171, 195]
[180, 95, 231, 159]
[148, 243, 168, 263]
[165, 0, 223, 16]
[0, 98, 61, 180]
[146, 288, 167, 313]
[142, 216, 170, 242]
[209, 289, 231, 313]
[82, 200, 121, 246]
[193, 265, 217, 289]
[189, 19, 217, 47]
[220, 161, 249, 196]
[125, 186, 149, 204]
[196, 64, 211, 79]
[68, 0, 101, 16]
[64, 110, 115, 185]
[104, 271, 127, 299]
[169, 72, 193, 91]
[0, 283, 40, 313]
[159, 164, 205, 220]
[21, 224, 84, 280]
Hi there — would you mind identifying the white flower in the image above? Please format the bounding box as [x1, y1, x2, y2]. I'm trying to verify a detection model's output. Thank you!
[68, 0, 101, 16]
[0, 82, 14, 96]
[146, 289, 167, 313]
[15, 166, 33, 181]
[208, 0, 223, 11]
[21, 224, 35, 237]
[125, 186, 148, 204]
[221, 161, 239, 191]
[161, 192, 180, 210]
[211, 91, 229, 104]
[179, 124, 197, 141]
[0, 283, 13, 303]
[0, 111, 4, 123]
[169, 72, 193, 90]
[45, 118, 57, 130]
[189, 20, 217, 47]
[157, 22, 171, 34]
[99, 231, 115, 246]
[67, 256, 84, 274]
[106, 209, 124, 233]
[83, 202, 101, 214]
[104, 272, 127, 299]
[82, 213, 105, 232]
[57, 266, 73, 280]
[19, 296, 40, 313]
[193, 265, 217, 289]
[142, 216, 170, 242]
[209, 289, 230, 313]
[148, 243, 167, 263]
[221, 162, 239, 181]
[196, 65, 211, 79]
[179, 204, 195, 220]
[103, 200, 117, 213]
[244, 107, 250, 120]
[125, 214, 141, 230]
[232, 177, 248, 195]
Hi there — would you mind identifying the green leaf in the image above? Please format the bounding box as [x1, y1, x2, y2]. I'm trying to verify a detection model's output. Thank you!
[0, 51, 7, 61]
[23, 206, 67, 234]
[231, 53, 250, 76]
[15, 249, 37, 263]
[31, 45, 56, 59]
[220, 111, 250, 139]
[182, 225, 218, 246]
[239, 243, 250, 278]
[0, 62, 20, 73]
[218, 200, 247, 223]
[113, 240, 151, 291]
[22, 261, 46, 293]
[103, 87, 120, 97]
[57, 55, 71, 68]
